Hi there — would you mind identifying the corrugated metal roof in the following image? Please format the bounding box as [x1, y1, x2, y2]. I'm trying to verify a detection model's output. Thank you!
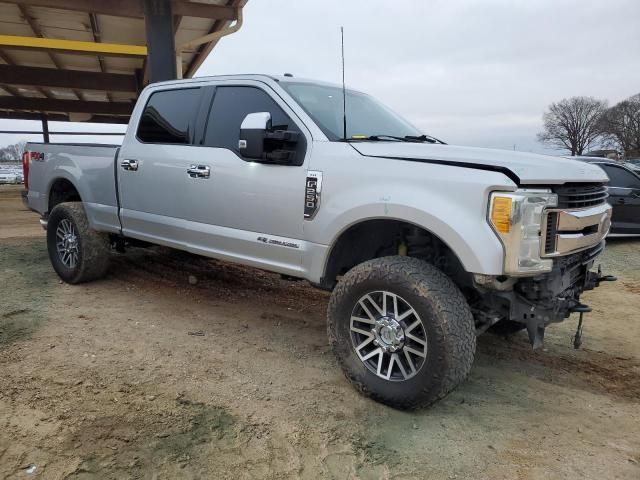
[0, 0, 246, 123]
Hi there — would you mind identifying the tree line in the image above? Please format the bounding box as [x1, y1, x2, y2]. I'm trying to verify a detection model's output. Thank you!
[0, 141, 26, 163]
[538, 93, 640, 158]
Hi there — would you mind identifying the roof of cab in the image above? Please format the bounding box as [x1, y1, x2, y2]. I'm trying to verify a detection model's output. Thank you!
[146, 74, 344, 90]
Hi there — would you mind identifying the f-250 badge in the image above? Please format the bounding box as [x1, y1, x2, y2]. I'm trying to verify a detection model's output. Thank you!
[304, 171, 323, 219]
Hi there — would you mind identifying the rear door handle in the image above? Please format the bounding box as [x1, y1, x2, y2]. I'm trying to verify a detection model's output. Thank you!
[187, 164, 210, 179]
[616, 198, 625, 205]
[121, 159, 139, 171]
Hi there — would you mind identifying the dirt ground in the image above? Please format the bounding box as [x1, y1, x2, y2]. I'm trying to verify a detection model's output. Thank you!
[1, 184, 639, 480]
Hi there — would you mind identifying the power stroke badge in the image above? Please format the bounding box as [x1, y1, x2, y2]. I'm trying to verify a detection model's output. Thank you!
[304, 171, 323, 219]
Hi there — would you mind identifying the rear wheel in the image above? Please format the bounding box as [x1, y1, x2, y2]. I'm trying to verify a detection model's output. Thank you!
[327, 256, 476, 409]
[46, 202, 111, 284]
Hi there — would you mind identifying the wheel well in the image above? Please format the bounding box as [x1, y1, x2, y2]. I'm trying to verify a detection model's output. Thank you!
[48, 178, 81, 213]
[321, 219, 471, 291]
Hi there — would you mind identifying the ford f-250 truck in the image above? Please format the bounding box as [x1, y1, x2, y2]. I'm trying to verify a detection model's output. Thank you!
[23, 75, 615, 409]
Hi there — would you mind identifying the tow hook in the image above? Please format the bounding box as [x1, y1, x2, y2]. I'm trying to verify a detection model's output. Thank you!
[570, 265, 616, 350]
[570, 303, 592, 349]
[597, 274, 617, 284]
[595, 264, 617, 286]
[585, 265, 616, 291]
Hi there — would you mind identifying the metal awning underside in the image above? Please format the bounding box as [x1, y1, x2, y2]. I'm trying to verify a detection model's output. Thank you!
[0, 0, 246, 124]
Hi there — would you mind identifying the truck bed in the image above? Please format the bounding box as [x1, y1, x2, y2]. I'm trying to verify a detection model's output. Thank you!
[26, 142, 122, 234]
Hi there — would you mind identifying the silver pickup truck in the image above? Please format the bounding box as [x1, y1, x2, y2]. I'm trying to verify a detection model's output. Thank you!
[24, 75, 615, 409]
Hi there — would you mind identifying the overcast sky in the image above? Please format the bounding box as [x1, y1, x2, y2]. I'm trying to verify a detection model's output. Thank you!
[2, 0, 640, 153]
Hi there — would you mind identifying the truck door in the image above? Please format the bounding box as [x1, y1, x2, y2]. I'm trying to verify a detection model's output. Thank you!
[117, 86, 206, 247]
[601, 164, 640, 234]
[182, 82, 311, 275]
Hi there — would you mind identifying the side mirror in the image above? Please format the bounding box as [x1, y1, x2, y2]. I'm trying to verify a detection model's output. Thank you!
[239, 112, 300, 164]
[239, 112, 271, 159]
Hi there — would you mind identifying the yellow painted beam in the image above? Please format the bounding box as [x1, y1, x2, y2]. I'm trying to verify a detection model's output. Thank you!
[0, 35, 147, 57]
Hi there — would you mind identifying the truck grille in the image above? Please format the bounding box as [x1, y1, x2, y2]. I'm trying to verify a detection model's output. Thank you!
[542, 183, 612, 257]
[553, 183, 608, 209]
[544, 211, 559, 254]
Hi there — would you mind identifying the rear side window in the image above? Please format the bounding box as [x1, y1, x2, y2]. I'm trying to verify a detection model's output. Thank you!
[203, 86, 296, 151]
[137, 88, 200, 144]
[601, 165, 640, 189]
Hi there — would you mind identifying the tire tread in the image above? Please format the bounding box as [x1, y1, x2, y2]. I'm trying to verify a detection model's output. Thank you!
[327, 256, 476, 409]
[47, 202, 110, 284]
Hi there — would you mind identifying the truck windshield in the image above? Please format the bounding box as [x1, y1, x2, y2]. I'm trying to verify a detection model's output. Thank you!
[281, 82, 423, 141]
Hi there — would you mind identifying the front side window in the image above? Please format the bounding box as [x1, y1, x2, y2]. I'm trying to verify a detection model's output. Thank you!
[203, 86, 297, 151]
[137, 88, 201, 144]
[281, 82, 422, 141]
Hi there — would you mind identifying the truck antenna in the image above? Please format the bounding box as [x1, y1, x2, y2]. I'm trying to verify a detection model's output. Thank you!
[341, 26, 347, 141]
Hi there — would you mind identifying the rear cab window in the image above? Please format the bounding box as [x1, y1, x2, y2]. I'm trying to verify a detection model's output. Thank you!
[136, 88, 201, 144]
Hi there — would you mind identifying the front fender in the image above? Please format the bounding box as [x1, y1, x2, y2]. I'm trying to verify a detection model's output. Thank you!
[303, 152, 517, 282]
[319, 203, 505, 279]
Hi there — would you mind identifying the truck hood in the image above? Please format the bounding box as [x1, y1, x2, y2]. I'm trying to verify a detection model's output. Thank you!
[350, 142, 608, 185]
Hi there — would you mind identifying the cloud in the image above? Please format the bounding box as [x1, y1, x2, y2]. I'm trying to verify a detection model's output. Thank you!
[198, 0, 640, 153]
[1, 0, 639, 154]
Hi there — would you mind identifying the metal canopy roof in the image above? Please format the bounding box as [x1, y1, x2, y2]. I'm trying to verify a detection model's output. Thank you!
[0, 0, 246, 124]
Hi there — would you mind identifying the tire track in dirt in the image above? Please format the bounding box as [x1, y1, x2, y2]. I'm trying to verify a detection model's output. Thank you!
[111, 247, 640, 403]
[0, 239, 53, 348]
[622, 281, 640, 294]
[478, 336, 640, 402]
[108, 246, 329, 314]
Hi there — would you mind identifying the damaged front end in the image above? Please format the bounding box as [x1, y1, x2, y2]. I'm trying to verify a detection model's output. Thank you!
[474, 242, 615, 348]
[479, 183, 616, 348]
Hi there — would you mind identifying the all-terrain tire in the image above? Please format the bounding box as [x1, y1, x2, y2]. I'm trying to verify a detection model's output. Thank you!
[46, 202, 111, 284]
[327, 256, 476, 409]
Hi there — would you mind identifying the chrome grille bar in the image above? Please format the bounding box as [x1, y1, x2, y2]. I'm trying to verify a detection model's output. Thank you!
[541, 203, 612, 257]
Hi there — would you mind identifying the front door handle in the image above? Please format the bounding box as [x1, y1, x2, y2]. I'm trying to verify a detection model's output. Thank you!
[187, 164, 210, 179]
[121, 159, 139, 171]
[616, 198, 625, 205]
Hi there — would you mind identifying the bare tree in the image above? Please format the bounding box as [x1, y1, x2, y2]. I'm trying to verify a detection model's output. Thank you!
[3, 141, 27, 162]
[0, 141, 27, 163]
[537, 96, 607, 156]
[600, 94, 640, 158]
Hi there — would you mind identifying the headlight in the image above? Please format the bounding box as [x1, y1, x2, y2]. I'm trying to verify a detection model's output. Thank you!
[489, 189, 558, 276]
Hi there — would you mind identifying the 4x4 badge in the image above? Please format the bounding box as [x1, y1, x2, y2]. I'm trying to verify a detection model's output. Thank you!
[304, 171, 323, 219]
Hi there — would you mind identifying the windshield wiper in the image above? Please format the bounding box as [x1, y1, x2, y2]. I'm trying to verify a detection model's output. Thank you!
[403, 134, 447, 144]
[350, 135, 406, 142]
[349, 134, 446, 144]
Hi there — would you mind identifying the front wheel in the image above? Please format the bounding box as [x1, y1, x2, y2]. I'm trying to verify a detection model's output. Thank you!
[46, 202, 111, 284]
[327, 256, 476, 409]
